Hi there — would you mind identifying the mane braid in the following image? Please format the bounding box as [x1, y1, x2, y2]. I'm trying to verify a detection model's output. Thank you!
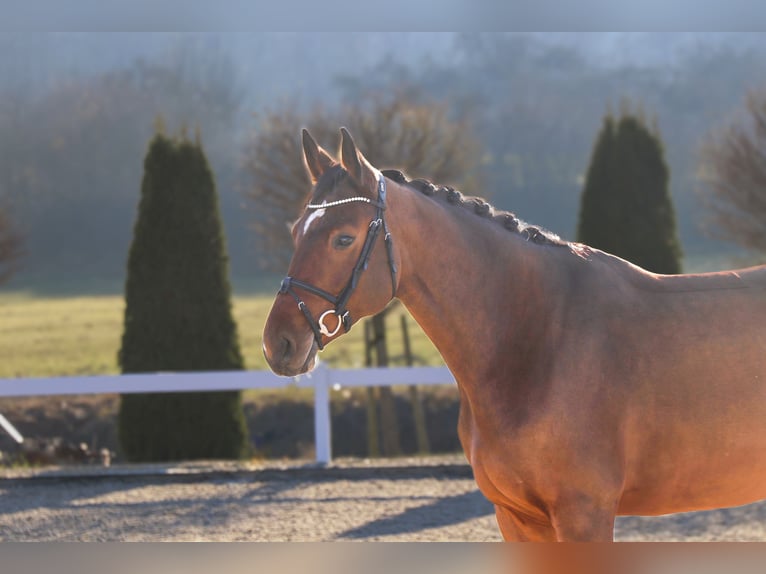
[381, 169, 567, 248]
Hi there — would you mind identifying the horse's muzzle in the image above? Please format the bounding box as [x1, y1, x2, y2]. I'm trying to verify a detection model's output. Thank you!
[262, 328, 317, 377]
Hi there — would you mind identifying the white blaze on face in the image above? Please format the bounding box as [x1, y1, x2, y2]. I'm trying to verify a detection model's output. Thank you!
[302, 207, 326, 237]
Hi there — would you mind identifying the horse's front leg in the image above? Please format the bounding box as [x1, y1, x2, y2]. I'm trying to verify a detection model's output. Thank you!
[495, 490, 618, 541]
[549, 492, 618, 541]
[495, 505, 557, 541]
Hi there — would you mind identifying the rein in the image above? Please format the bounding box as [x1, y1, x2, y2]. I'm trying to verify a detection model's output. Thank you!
[278, 172, 397, 350]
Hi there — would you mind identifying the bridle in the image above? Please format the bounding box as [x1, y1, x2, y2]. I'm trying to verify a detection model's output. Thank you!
[278, 171, 397, 351]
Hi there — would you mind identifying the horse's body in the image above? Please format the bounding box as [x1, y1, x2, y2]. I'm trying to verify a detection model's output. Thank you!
[263, 128, 766, 541]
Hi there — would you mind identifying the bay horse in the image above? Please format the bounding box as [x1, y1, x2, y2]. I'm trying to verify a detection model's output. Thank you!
[262, 127, 766, 541]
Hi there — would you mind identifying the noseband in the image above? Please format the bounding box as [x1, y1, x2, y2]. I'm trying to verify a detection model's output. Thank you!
[278, 172, 397, 351]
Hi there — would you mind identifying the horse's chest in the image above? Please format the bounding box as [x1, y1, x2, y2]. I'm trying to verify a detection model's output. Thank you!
[469, 452, 516, 504]
[455, 382, 561, 515]
[460, 412, 549, 516]
[468, 441, 550, 520]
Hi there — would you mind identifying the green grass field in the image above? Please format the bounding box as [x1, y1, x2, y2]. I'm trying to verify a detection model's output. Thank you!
[0, 293, 443, 379]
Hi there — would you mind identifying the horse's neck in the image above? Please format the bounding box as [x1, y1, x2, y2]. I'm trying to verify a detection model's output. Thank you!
[388, 182, 559, 385]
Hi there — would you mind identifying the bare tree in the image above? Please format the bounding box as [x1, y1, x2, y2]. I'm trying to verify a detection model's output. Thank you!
[0, 205, 21, 285]
[700, 90, 766, 255]
[244, 95, 482, 271]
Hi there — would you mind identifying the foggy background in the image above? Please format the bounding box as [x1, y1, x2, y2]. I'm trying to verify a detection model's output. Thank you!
[2, 32, 765, 295]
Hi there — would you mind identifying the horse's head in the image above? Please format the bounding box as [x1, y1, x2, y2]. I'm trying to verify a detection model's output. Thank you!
[263, 128, 399, 376]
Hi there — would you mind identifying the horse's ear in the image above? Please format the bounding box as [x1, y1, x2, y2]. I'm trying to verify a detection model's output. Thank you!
[340, 127, 376, 189]
[302, 129, 334, 184]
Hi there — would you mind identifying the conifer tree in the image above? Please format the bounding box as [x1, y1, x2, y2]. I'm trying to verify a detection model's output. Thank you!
[577, 109, 683, 274]
[118, 129, 248, 462]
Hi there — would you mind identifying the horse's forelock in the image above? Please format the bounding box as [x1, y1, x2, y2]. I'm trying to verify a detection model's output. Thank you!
[310, 165, 348, 204]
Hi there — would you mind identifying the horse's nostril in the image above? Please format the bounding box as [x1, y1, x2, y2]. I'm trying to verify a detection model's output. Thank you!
[281, 336, 294, 362]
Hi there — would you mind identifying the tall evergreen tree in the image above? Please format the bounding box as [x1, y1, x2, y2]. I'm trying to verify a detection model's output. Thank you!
[118, 129, 248, 462]
[577, 109, 683, 274]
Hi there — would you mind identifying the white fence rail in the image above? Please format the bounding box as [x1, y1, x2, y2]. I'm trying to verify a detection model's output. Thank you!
[0, 365, 455, 463]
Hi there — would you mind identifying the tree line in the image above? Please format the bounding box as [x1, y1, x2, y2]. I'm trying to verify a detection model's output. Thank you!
[3, 34, 766, 292]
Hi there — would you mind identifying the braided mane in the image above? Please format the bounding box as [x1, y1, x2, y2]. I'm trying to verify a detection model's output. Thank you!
[381, 169, 568, 248]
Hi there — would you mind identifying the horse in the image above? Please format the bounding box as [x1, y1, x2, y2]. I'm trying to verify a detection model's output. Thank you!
[262, 127, 766, 541]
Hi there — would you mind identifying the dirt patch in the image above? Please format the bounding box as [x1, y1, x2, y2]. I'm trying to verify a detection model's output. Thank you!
[1, 460, 764, 541]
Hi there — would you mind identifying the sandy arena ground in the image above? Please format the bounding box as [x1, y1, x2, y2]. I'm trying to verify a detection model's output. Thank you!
[1, 457, 765, 541]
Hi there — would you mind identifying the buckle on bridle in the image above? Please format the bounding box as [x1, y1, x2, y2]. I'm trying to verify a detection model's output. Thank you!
[318, 309, 348, 338]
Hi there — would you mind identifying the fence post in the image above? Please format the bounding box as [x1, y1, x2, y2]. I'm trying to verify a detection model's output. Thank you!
[313, 364, 332, 464]
[0, 413, 23, 444]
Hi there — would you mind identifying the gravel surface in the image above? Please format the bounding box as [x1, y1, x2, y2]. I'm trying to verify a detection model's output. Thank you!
[1, 457, 765, 541]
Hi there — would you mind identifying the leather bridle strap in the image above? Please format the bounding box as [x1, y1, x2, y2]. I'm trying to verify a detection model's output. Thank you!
[278, 172, 397, 351]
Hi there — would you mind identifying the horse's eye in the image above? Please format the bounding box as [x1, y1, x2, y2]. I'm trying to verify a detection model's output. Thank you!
[334, 235, 355, 249]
